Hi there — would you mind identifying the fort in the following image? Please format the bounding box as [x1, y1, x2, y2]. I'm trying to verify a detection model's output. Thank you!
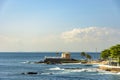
[35, 52, 80, 64]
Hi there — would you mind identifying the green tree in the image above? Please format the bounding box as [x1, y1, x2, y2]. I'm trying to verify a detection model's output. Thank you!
[80, 52, 92, 61]
[100, 49, 111, 60]
[110, 44, 120, 66]
[86, 54, 92, 60]
[80, 52, 86, 59]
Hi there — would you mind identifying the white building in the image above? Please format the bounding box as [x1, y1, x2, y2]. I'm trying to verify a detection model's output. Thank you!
[61, 52, 71, 59]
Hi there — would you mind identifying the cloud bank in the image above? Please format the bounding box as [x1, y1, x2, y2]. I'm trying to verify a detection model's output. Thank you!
[61, 27, 120, 43]
[0, 27, 120, 52]
[60, 27, 120, 51]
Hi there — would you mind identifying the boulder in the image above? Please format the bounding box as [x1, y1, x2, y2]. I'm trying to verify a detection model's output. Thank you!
[22, 72, 38, 75]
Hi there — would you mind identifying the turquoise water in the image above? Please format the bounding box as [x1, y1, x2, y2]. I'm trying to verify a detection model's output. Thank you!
[0, 52, 120, 80]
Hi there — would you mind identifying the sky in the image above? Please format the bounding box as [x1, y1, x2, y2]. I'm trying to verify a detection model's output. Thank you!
[0, 0, 120, 52]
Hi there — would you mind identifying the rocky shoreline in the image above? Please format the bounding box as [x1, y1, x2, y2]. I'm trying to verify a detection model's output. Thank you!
[88, 60, 120, 73]
[99, 65, 120, 73]
[23, 59, 120, 73]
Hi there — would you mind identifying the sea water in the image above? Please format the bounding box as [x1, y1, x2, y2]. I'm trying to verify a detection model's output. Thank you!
[0, 52, 120, 80]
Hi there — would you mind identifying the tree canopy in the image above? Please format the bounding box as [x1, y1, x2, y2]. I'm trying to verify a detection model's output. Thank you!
[110, 44, 120, 58]
[100, 44, 120, 65]
[80, 52, 86, 59]
[80, 52, 92, 60]
[100, 49, 111, 60]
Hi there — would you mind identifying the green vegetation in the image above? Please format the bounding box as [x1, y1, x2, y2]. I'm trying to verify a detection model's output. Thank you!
[80, 52, 86, 59]
[80, 52, 92, 61]
[101, 44, 120, 66]
[86, 54, 92, 60]
[110, 44, 120, 65]
[100, 49, 111, 60]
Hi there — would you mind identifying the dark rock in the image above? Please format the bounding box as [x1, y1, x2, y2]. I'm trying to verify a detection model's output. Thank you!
[34, 61, 44, 64]
[27, 72, 38, 74]
[22, 72, 38, 75]
[49, 73, 53, 75]
[105, 69, 111, 71]
[84, 64, 92, 66]
[21, 73, 25, 75]
[44, 58, 79, 64]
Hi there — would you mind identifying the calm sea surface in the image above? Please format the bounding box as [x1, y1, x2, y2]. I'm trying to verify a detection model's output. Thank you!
[0, 52, 120, 80]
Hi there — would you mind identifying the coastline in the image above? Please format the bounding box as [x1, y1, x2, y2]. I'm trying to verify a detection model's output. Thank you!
[99, 64, 120, 73]
[88, 60, 120, 73]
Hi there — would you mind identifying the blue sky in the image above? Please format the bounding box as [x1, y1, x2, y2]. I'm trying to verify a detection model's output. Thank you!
[0, 0, 120, 52]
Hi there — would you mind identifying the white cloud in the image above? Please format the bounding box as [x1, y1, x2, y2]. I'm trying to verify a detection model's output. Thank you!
[61, 27, 120, 43]
[0, 27, 120, 52]
[60, 27, 120, 51]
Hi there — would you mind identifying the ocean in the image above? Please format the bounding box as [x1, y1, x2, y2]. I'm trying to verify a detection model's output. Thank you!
[0, 52, 120, 80]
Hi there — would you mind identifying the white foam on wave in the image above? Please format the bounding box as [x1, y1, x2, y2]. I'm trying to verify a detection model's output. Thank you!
[21, 61, 29, 63]
[66, 69, 84, 72]
[47, 67, 120, 76]
[21, 61, 33, 64]
[49, 67, 64, 70]
[52, 68, 98, 75]
[41, 72, 53, 75]
[117, 72, 120, 74]
[61, 62, 81, 65]
[95, 69, 120, 75]
[63, 68, 99, 73]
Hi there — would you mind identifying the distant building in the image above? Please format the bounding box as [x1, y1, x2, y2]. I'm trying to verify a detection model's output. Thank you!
[61, 52, 71, 59]
[44, 52, 78, 64]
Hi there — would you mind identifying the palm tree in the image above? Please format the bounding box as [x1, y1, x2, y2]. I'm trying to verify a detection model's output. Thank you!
[85, 54, 92, 62]
[80, 52, 86, 59]
[81, 52, 92, 61]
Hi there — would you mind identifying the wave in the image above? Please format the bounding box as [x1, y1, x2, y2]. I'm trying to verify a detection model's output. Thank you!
[40, 72, 54, 75]
[49, 66, 99, 73]
[61, 62, 81, 65]
[98, 70, 120, 75]
[20, 61, 33, 64]
[49, 67, 64, 70]
[64, 68, 99, 73]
